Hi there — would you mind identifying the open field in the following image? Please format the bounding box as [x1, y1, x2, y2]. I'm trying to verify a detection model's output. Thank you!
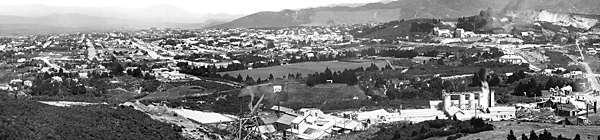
[426, 121, 600, 140]
[0, 69, 18, 83]
[545, 51, 576, 68]
[218, 60, 388, 79]
[240, 82, 368, 110]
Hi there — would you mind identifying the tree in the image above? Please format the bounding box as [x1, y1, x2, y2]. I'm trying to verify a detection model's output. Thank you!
[266, 40, 275, 48]
[539, 130, 551, 140]
[268, 74, 274, 80]
[295, 72, 302, 79]
[521, 134, 529, 140]
[507, 130, 517, 140]
[366, 63, 379, 71]
[245, 75, 255, 84]
[529, 130, 538, 140]
[111, 61, 124, 76]
[528, 78, 541, 97]
[236, 74, 244, 82]
[488, 74, 502, 87]
[508, 70, 527, 83]
[573, 134, 580, 140]
[471, 68, 489, 86]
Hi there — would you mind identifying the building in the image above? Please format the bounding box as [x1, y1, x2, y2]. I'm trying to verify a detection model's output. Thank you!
[393, 109, 448, 123]
[288, 108, 364, 139]
[455, 28, 465, 38]
[487, 106, 517, 121]
[433, 27, 453, 37]
[0, 83, 9, 91]
[440, 81, 516, 121]
[499, 54, 527, 65]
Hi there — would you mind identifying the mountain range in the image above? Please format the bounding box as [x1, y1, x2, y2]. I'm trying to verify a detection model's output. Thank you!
[0, 4, 242, 35]
[213, 0, 600, 28]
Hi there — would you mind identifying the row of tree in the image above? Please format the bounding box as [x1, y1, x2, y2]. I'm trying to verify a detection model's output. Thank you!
[507, 129, 585, 140]
[304, 63, 381, 86]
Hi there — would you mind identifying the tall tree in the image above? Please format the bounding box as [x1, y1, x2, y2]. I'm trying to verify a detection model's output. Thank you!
[507, 130, 517, 140]
[573, 134, 581, 140]
[521, 134, 529, 140]
[268, 74, 274, 80]
[236, 74, 244, 82]
[529, 130, 538, 140]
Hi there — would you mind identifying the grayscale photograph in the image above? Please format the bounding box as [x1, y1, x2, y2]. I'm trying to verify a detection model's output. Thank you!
[0, 0, 600, 139]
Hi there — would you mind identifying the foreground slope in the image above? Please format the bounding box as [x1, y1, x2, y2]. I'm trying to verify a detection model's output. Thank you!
[0, 97, 185, 140]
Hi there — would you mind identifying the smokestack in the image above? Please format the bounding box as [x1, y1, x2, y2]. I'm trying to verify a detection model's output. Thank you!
[480, 81, 490, 109]
[593, 101, 597, 113]
[459, 94, 466, 109]
[490, 90, 495, 107]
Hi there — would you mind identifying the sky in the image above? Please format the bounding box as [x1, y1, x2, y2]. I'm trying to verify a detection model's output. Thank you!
[0, 0, 384, 15]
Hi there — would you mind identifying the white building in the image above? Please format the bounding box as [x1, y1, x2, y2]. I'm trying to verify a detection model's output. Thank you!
[499, 55, 527, 65]
[487, 107, 517, 121]
[289, 108, 364, 139]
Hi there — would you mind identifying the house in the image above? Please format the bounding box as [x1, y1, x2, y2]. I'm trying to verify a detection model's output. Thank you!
[444, 106, 485, 121]
[412, 56, 437, 64]
[356, 109, 392, 122]
[0, 83, 9, 91]
[487, 106, 517, 121]
[433, 27, 453, 37]
[23, 80, 33, 87]
[394, 109, 448, 123]
[556, 104, 578, 116]
[275, 114, 297, 130]
[499, 55, 527, 65]
[288, 108, 364, 139]
[271, 106, 298, 116]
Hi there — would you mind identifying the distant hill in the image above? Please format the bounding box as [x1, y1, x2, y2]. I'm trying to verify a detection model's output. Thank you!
[0, 14, 230, 35]
[0, 4, 242, 35]
[351, 19, 443, 40]
[351, 9, 600, 40]
[214, 0, 600, 28]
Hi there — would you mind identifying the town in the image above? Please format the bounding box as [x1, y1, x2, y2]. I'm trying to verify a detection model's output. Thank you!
[2, 1, 600, 140]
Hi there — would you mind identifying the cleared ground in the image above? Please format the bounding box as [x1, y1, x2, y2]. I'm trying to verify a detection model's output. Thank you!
[218, 60, 388, 80]
[140, 86, 215, 101]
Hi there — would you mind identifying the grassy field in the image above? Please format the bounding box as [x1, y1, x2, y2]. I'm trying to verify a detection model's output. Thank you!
[218, 60, 388, 80]
[545, 51, 575, 68]
[240, 82, 368, 110]
[0, 69, 17, 83]
[426, 121, 600, 140]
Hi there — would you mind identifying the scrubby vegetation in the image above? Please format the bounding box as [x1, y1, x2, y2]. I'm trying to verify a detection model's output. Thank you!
[329, 118, 494, 140]
[0, 96, 185, 140]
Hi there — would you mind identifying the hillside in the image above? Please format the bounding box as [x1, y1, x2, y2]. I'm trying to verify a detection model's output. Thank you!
[351, 18, 443, 40]
[0, 97, 184, 140]
[214, 0, 600, 28]
[352, 9, 600, 40]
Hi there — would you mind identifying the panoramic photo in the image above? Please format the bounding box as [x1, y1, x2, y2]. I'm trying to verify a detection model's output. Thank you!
[1, 0, 600, 139]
